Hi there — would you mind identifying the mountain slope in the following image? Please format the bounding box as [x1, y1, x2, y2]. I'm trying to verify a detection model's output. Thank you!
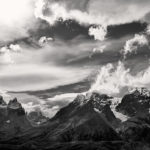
[118, 114, 150, 145]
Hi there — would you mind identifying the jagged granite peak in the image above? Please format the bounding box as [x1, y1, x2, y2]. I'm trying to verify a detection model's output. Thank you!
[52, 92, 119, 127]
[49, 92, 121, 142]
[73, 92, 128, 123]
[89, 92, 112, 110]
[0, 95, 6, 106]
[0, 98, 32, 140]
[116, 87, 150, 117]
[7, 97, 25, 116]
[72, 92, 112, 112]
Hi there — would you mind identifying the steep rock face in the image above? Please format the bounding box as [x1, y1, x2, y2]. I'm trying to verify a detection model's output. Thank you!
[116, 88, 150, 117]
[89, 92, 117, 124]
[110, 98, 129, 122]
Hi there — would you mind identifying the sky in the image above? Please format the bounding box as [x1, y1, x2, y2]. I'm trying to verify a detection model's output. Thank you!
[1, 0, 150, 117]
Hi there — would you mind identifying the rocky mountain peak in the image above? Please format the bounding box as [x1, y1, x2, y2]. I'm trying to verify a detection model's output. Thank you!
[8, 97, 22, 109]
[89, 92, 112, 110]
[130, 87, 150, 97]
[73, 92, 112, 108]
[7, 97, 25, 116]
[73, 94, 87, 105]
[0, 95, 6, 106]
[70, 92, 119, 126]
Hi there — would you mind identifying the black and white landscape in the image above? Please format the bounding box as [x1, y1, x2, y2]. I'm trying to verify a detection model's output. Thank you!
[1, 0, 150, 150]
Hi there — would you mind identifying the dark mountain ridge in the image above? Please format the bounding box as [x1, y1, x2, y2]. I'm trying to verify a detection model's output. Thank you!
[0, 88, 150, 149]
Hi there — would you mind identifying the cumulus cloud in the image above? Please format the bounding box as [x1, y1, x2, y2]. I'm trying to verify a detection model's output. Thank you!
[9, 44, 22, 52]
[89, 61, 150, 95]
[123, 34, 149, 58]
[0, 44, 21, 64]
[89, 26, 107, 41]
[89, 62, 130, 94]
[34, 0, 150, 43]
[39, 36, 53, 46]
[92, 46, 106, 53]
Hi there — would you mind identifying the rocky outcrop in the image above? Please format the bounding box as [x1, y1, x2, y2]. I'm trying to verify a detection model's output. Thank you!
[27, 111, 48, 125]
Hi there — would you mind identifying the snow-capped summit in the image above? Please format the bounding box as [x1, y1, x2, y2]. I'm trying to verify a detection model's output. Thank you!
[73, 92, 112, 108]
[129, 87, 150, 97]
[89, 92, 111, 109]
[73, 94, 87, 105]
[62, 92, 119, 127]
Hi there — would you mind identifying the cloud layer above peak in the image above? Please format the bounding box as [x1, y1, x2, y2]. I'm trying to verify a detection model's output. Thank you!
[90, 61, 150, 96]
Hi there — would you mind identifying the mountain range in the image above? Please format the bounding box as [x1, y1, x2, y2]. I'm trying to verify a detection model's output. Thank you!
[0, 88, 150, 150]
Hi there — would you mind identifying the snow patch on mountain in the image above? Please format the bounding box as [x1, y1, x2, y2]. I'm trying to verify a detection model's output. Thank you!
[110, 98, 129, 122]
[94, 108, 102, 113]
